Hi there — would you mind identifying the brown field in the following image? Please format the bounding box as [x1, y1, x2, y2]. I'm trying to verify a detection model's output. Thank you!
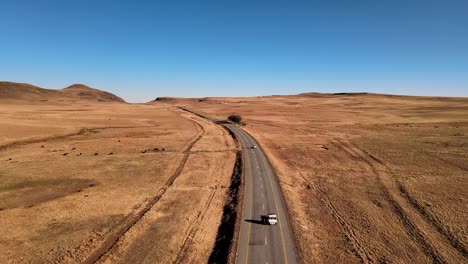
[172, 93, 468, 263]
[0, 100, 236, 263]
[2, 80, 467, 264]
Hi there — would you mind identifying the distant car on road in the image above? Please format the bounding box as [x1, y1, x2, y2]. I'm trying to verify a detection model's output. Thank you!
[262, 213, 278, 225]
[251, 145, 257, 149]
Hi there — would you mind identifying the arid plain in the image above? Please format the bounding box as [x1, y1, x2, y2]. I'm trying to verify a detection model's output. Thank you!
[173, 93, 468, 264]
[0, 82, 236, 263]
[1, 81, 467, 264]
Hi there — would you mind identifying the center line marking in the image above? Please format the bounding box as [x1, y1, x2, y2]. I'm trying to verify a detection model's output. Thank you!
[265, 236, 268, 245]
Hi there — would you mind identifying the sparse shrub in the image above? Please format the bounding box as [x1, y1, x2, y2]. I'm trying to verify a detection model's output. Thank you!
[228, 114, 242, 124]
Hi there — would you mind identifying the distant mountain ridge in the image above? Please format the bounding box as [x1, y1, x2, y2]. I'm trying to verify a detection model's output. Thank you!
[0, 81, 125, 103]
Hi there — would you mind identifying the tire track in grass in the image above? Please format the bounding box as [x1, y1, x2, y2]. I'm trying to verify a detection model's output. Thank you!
[346, 141, 467, 261]
[397, 182, 468, 258]
[82, 113, 205, 264]
[0, 126, 151, 152]
[291, 159, 375, 264]
[347, 141, 468, 259]
[334, 139, 448, 264]
[173, 119, 235, 263]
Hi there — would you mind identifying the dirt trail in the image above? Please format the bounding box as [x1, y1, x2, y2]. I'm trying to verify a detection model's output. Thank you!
[172, 107, 244, 264]
[0, 128, 88, 151]
[180, 118, 206, 153]
[87, 107, 236, 264]
[207, 151, 243, 264]
[397, 182, 468, 258]
[0, 126, 151, 152]
[174, 189, 218, 262]
[333, 139, 466, 264]
[292, 161, 376, 264]
[82, 118, 206, 264]
[172, 117, 228, 263]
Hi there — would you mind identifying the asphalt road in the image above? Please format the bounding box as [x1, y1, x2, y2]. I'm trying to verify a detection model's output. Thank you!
[181, 108, 298, 264]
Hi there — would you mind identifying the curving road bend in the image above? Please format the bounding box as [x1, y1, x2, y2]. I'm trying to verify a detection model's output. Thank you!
[180, 107, 298, 264]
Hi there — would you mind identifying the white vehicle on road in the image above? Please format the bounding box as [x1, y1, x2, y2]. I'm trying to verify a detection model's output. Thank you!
[251, 145, 257, 149]
[262, 213, 278, 225]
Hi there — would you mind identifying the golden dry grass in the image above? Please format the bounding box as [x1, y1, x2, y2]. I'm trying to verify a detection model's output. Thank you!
[0, 101, 235, 263]
[173, 93, 468, 263]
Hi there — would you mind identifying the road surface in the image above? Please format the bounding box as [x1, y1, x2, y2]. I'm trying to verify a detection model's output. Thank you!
[181, 107, 298, 264]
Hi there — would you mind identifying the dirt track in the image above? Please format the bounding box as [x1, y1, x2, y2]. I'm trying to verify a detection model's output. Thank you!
[83, 111, 206, 263]
[97, 108, 236, 263]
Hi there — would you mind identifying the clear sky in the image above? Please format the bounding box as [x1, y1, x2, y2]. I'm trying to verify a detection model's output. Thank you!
[1, 0, 467, 102]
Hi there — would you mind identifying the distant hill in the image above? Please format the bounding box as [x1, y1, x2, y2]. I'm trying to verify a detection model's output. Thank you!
[0, 82, 64, 100]
[62, 84, 125, 102]
[0, 81, 125, 103]
[298, 92, 370, 97]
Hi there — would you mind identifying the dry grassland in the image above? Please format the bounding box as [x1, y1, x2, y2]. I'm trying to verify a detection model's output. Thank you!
[0, 102, 235, 263]
[174, 93, 468, 264]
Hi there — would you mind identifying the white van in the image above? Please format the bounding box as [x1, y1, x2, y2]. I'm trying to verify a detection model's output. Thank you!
[262, 213, 277, 225]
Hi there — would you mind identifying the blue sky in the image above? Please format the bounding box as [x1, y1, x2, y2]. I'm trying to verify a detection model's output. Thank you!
[1, 0, 467, 102]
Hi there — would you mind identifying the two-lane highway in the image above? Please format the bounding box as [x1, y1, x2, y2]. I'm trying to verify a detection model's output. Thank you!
[180, 107, 297, 264]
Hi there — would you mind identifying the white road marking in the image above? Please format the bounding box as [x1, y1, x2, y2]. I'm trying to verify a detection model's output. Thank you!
[265, 236, 268, 245]
[262, 193, 264, 198]
[263, 204, 265, 210]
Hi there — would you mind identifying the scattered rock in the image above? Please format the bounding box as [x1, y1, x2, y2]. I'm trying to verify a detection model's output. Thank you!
[108, 152, 114, 155]
[94, 153, 99, 156]
[63, 153, 69, 156]
[142, 147, 165, 153]
[77, 153, 82, 156]
[41, 145, 45, 148]
[72, 147, 76, 150]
